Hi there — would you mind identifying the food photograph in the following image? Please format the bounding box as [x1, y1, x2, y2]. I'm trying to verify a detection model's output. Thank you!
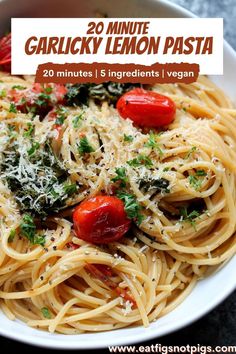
[0, 0, 235, 352]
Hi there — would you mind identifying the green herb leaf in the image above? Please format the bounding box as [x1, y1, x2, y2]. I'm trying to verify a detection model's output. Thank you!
[188, 175, 203, 190]
[77, 136, 95, 155]
[41, 307, 51, 319]
[45, 87, 53, 94]
[63, 183, 77, 195]
[9, 103, 17, 113]
[12, 85, 26, 90]
[33, 234, 46, 246]
[184, 146, 197, 159]
[188, 175, 202, 190]
[116, 190, 144, 225]
[23, 123, 34, 138]
[0, 89, 6, 98]
[27, 141, 40, 156]
[8, 229, 16, 243]
[188, 170, 207, 190]
[55, 106, 68, 126]
[195, 170, 207, 176]
[20, 214, 46, 246]
[180, 207, 200, 230]
[8, 125, 15, 132]
[73, 111, 84, 128]
[124, 134, 134, 142]
[144, 132, 163, 156]
[20, 214, 36, 243]
[127, 154, 153, 168]
[8, 125, 16, 138]
[111, 167, 128, 188]
[55, 115, 65, 125]
[34, 93, 51, 107]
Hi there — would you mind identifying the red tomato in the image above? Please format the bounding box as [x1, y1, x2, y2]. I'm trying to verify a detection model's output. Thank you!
[8, 83, 67, 118]
[32, 83, 43, 93]
[85, 264, 117, 288]
[32, 83, 67, 101]
[0, 33, 11, 72]
[54, 84, 67, 101]
[115, 287, 136, 307]
[31, 83, 67, 102]
[84, 263, 136, 306]
[47, 109, 57, 121]
[94, 264, 113, 277]
[73, 196, 131, 244]
[66, 242, 80, 250]
[116, 88, 176, 127]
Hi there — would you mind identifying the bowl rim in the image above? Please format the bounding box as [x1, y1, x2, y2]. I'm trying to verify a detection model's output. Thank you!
[0, 0, 236, 349]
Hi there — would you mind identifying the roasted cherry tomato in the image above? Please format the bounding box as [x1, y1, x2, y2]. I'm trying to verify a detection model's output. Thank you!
[73, 195, 131, 244]
[115, 286, 136, 307]
[9, 83, 67, 118]
[85, 264, 117, 288]
[116, 88, 176, 127]
[0, 33, 11, 72]
[66, 242, 80, 250]
[32, 83, 67, 102]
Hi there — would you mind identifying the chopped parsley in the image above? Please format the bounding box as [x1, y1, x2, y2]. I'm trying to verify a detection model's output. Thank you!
[33, 234, 46, 247]
[27, 141, 40, 156]
[144, 132, 163, 156]
[116, 190, 144, 225]
[9, 103, 17, 113]
[124, 134, 134, 142]
[8, 125, 15, 132]
[55, 106, 68, 126]
[20, 214, 45, 246]
[184, 146, 197, 159]
[180, 207, 200, 230]
[111, 167, 128, 188]
[13, 85, 56, 118]
[188, 175, 202, 190]
[127, 154, 153, 168]
[73, 111, 84, 128]
[23, 122, 34, 138]
[8, 229, 16, 243]
[45, 87, 53, 94]
[188, 171, 206, 190]
[0, 89, 6, 98]
[63, 183, 77, 195]
[77, 136, 95, 155]
[8, 125, 17, 138]
[34, 93, 51, 107]
[12, 85, 26, 90]
[41, 307, 51, 319]
[195, 169, 207, 176]
[55, 116, 65, 126]
[20, 214, 36, 241]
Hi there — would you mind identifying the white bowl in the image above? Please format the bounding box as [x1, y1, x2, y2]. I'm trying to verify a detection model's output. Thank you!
[0, 0, 236, 349]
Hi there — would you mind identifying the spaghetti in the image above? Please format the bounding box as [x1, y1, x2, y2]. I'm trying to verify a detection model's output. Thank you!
[0, 73, 236, 334]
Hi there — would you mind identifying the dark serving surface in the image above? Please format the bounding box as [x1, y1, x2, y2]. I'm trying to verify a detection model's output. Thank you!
[0, 0, 235, 351]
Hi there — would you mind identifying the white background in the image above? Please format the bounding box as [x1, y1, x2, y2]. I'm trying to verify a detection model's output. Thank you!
[11, 18, 223, 75]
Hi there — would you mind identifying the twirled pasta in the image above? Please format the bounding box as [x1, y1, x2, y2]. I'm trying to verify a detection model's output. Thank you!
[0, 73, 235, 334]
